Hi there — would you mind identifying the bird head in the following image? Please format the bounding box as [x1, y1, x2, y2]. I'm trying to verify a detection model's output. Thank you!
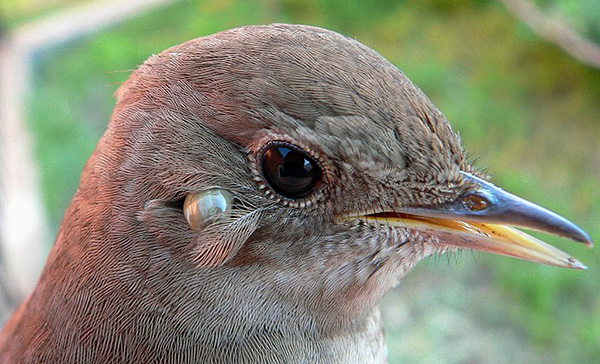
[94, 24, 592, 324]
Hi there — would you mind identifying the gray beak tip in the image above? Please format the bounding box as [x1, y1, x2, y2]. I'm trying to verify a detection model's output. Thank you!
[457, 172, 594, 249]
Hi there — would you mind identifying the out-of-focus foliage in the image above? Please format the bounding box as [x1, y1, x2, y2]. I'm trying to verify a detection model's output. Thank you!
[530, 0, 600, 43]
[11, 0, 600, 363]
[0, 0, 89, 28]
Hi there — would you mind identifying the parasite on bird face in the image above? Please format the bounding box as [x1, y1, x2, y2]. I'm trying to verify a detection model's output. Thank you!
[183, 189, 234, 231]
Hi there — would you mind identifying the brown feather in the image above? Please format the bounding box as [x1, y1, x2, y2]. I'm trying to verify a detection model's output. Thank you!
[0, 24, 470, 363]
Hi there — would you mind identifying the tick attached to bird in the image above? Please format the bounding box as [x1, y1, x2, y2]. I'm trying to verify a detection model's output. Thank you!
[0, 24, 592, 363]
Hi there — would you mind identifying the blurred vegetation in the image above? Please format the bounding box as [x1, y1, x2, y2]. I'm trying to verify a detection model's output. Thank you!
[0, 0, 91, 28]
[530, 0, 600, 42]
[7, 0, 600, 363]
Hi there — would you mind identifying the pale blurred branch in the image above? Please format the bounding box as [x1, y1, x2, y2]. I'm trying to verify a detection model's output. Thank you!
[500, 0, 600, 69]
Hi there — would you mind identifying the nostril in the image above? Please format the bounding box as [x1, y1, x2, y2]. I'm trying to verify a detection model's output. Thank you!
[461, 193, 489, 211]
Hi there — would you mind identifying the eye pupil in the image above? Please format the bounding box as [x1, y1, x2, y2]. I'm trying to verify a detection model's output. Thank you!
[261, 144, 322, 199]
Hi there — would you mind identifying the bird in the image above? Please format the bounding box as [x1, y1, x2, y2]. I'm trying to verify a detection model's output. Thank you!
[0, 23, 592, 363]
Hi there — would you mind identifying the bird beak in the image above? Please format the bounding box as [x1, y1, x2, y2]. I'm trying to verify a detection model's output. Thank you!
[351, 172, 593, 269]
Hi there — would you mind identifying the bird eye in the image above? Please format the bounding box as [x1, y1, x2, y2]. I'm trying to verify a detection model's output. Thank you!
[260, 142, 322, 199]
[183, 189, 234, 231]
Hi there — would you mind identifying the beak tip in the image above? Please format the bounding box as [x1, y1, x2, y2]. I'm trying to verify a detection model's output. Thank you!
[568, 257, 588, 270]
[583, 237, 594, 248]
[576, 232, 594, 248]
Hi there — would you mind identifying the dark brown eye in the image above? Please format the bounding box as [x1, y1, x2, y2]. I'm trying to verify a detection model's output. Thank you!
[260, 142, 322, 199]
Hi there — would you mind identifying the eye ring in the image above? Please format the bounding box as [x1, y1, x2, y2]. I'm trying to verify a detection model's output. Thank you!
[258, 141, 324, 200]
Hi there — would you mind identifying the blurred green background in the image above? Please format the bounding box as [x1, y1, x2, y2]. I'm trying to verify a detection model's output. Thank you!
[3, 0, 599, 363]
